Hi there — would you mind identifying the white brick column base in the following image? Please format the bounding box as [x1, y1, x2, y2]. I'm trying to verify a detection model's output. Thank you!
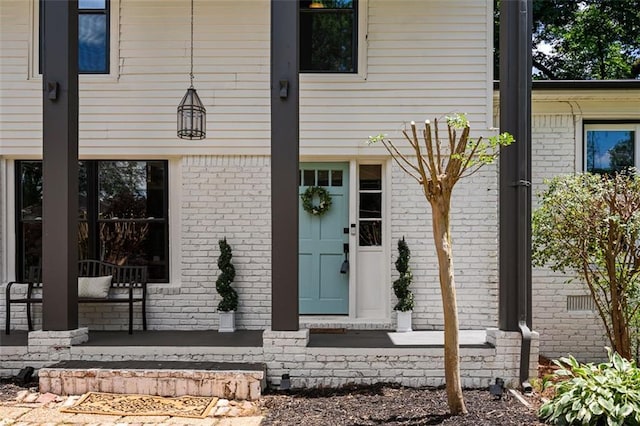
[263, 329, 309, 387]
[27, 328, 89, 364]
[486, 328, 539, 388]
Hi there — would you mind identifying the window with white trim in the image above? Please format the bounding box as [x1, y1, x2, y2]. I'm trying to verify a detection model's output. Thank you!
[584, 123, 640, 174]
[358, 164, 382, 246]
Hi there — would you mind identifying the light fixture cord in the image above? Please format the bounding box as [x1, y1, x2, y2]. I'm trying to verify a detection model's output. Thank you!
[189, 0, 194, 87]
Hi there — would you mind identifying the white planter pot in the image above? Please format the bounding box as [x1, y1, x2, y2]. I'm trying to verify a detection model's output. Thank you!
[396, 310, 413, 333]
[219, 311, 236, 333]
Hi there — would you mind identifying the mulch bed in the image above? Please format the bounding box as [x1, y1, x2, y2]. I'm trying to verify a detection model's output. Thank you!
[261, 383, 546, 425]
[2, 376, 548, 425]
[0, 378, 38, 402]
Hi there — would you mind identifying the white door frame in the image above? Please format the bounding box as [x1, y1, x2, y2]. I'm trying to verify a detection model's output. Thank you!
[299, 157, 391, 322]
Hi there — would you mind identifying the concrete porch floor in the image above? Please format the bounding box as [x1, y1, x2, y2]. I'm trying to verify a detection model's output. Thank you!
[1, 329, 490, 348]
[0, 330, 264, 348]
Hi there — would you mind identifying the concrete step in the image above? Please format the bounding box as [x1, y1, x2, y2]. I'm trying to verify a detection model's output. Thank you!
[38, 360, 267, 401]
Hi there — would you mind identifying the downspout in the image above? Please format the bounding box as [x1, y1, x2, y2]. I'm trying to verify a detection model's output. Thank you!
[519, 320, 532, 391]
[499, 0, 533, 391]
[516, 0, 533, 392]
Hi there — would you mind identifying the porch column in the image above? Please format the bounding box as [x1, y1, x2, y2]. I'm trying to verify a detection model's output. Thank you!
[498, 0, 533, 385]
[270, 0, 299, 330]
[41, 0, 79, 330]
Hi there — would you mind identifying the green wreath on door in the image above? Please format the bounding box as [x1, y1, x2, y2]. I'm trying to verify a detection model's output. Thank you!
[301, 186, 332, 216]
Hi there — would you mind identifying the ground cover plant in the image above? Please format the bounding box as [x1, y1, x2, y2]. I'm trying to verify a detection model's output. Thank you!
[539, 348, 640, 425]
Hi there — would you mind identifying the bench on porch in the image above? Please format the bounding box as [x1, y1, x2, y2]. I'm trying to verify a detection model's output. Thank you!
[5, 260, 147, 335]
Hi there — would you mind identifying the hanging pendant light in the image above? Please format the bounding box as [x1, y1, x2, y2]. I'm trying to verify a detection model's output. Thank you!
[177, 0, 206, 140]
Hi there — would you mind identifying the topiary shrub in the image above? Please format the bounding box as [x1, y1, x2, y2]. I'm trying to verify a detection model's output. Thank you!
[216, 238, 238, 312]
[539, 348, 640, 425]
[393, 237, 414, 312]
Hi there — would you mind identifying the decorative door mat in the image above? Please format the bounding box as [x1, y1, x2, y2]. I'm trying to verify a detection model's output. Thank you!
[60, 392, 218, 418]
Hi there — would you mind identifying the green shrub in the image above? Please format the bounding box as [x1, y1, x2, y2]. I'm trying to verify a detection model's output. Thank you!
[539, 348, 640, 425]
[216, 238, 238, 312]
[393, 237, 414, 312]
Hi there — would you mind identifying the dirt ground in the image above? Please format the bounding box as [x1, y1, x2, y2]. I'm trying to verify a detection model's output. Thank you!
[1, 379, 545, 426]
[261, 383, 546, 426]
[0, 379, 38, 402]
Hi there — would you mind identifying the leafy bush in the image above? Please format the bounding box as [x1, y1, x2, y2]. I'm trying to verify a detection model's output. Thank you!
[539, 348, 640, 425]
[533, 172, 640, 360]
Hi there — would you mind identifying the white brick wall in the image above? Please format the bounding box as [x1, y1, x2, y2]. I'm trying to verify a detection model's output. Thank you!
[180, 155, 272, 330]
[2, 328, 539, 389]
[0, 138, 612, 363]
[9, 153, 501, 334]
[391, 161, 499, 331]
[8, 156, 272, 332]
[531, 113, 608, 362]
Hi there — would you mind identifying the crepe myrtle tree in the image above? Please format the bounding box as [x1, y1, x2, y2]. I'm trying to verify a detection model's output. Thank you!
[533, 172, 640, 361]
[369, 114, 514, 415]
[216, 238, 238, 312]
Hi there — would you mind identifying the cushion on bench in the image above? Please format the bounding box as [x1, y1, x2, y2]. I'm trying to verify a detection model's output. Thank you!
[78, 276, 112, 298]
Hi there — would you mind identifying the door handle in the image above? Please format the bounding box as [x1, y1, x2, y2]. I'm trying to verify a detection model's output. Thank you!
[340, 243, 349, 274]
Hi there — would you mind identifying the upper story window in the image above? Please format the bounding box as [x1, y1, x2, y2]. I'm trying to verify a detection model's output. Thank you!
[39, 0, 110, 74]
[585, 123, 640, 174]
[300, 0, 358, 73]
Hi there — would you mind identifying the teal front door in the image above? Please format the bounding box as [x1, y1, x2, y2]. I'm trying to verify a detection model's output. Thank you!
[299, 163, 349, 314]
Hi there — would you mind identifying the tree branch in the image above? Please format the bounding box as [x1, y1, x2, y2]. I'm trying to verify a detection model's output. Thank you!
[382, 137, 422, 175]
[420, 121, 439, 185]
[532, 58, 557, 79]
[401, 128, 431, 174]
[380, 139, 422, 183]
[433, 120, 443, 174]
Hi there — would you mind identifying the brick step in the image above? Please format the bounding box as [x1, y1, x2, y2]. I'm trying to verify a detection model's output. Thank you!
[38, 360, 267, 401]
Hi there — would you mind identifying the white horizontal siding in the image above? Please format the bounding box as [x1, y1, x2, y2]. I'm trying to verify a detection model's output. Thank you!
[301, 0, 492, 147]
[0, 0, 492, 156]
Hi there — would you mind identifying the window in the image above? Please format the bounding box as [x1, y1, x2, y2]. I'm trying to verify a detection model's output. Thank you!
[358, 164, 382, 246]
[300, 0, 358, 73]
[39, 0, 110, 74]
[299, 168, 343, 187]
[16, 160, 169, 282]
[584, 123, 640, 174]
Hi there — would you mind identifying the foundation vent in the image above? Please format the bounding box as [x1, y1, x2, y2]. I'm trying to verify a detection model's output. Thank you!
[567, 295, 595, 312]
